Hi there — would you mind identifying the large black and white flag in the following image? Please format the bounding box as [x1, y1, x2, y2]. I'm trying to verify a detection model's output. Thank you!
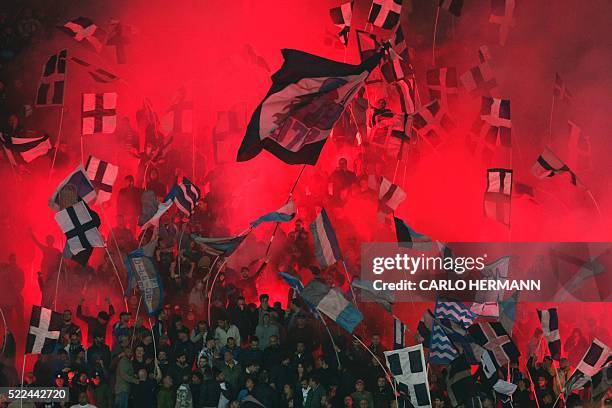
[426, 67, 459, 109]
[49, 166, 97, 211]
[329, 1, 353, 45]
[537, 308, 561, 361]
[54, 201, 105, 265]
[85, 156, 119, 205]
[35, 49, 67, 106]
[384, 344, 432, 408]
[377, 176, 406, 221]
[368, 0, 403, 30]
[531, 147, 579, 186]
[460, 61, 497, 95]
[162, 88, 193, 135]
[484, 168, 512, 226]
[565, 338, 611, 392]
[237, 48, 382, 165]
[468, 321, 520, 366]
[82, 92, 118, 135]
[25, 305, 63, 354]
[57, 17, 105, 52]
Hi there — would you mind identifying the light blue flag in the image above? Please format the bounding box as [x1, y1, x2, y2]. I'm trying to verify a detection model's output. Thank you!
[301, 279, 362, 333]
[251, 200, 296, 227]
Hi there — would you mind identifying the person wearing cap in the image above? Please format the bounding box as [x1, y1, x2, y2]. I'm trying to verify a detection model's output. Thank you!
[77, 297, 115, 345]
[350, 379, 374, 408]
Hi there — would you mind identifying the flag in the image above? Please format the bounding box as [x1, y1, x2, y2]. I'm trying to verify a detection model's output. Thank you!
[389, 77, 417, 115]
[125, 248, 165, 316]
[439, 0, 464, 17]
[301, 279, 363, 333]
[351, 279, 394, 313]
[85, 156, 118, 205]
[475, 256, 510, 303]
[384, 344, 432, 408]
[162, 88, 193, 134]
[470, 302, 500, 318]
[49, 166, 97, 211]
[489, 0, 516, 45]
[106, 20, 129, 64]
[426, 67, 459, 109]
[381, 27, 414, 84]
[310, 208, 343, 268]
[484, 168, 512, 226]
[480, 349, 517, 396]
[498, 291, 519, 335]
[191, 232, 249, 257]
[57, 17, 105, 52]
[250, 200, 296, 227]
[416, 309, 433, 344]
[1, 130, 51, 165]
[139, 190, 173, 229]
[479, 45, 492, 63]
[242, 44, 271, 72]
[430, 300, 476, 364]
[591, 365, 612, 403]
[279, 272, 304, 293]
[460, 61, 497, 95]
[565, 339, 611, 393]
[25, 306, 63, 354]
[54, 201, 105, 265]
[377, 177, 406, 220]
[467, 97, 511, 163]
[468, 321, 520, 366]
[447, 355, 476, 407]
[394, 217, 433, 251]
[82, 92, 118, 135]
[168, 177, 201, 216]
[329, 1, 353, 45]
[553, 73, 573, 103]
[237, 48, 382, 165]
[368, 0, 403, 29]
[393, 317, 406, 349]
[436, 315, 484, 364]
[567, 121, 591, 171]
[356, 30, 380, 62]
[531, 147, 579, 186]
[537, 308, 561, 361]
[35, 49, 67, 106]
[70, 57, 119, 83]
[550, 244, 608, 302]
[514, 182, 536, 202]
[412, 99, 455, 148]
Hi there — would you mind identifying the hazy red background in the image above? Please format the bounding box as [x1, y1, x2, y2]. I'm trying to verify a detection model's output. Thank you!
[2, 0, 611, 368]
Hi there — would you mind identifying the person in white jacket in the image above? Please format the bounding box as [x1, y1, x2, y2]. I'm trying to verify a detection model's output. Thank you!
[214, 318, 241, 346]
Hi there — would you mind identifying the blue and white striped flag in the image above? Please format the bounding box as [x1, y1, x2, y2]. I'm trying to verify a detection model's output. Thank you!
[191, 232, 249, 257]
[172, 177, 201, 216]
[429, 300, 476, 364]
[251, 200, 296, 227]
[310, 208, 343, 268]
[301, 279, 362, 333]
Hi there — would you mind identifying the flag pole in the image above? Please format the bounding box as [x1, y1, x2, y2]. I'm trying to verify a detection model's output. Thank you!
[263, 164, 307, 259]
[431, 7, 441, 66]
[104, 246, 129, 312]
[20, 354, 26, 408]
[317, 314, 342, 369]
[53, 248, 64, 311]
[0, 307, 6, 356]
[352, 334, 399, 408]
[130, 295, 143, 348]
[548, 94, 556, 144]
[48, 105, 65, 181]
